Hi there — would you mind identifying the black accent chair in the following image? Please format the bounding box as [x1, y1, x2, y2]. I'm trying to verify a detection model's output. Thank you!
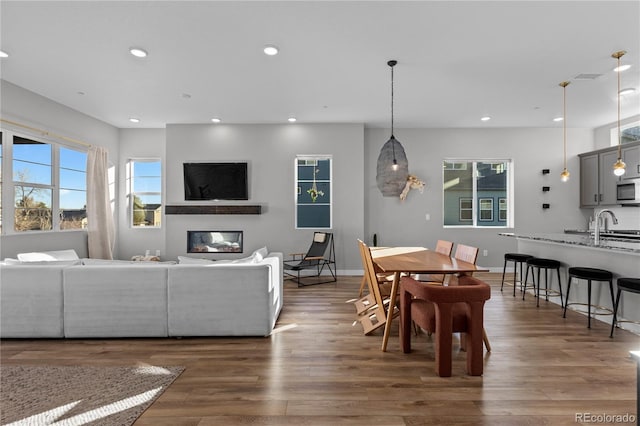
[284, 232, 337, 287]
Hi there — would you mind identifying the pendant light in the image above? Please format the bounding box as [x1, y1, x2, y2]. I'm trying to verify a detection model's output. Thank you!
[612, 50, 627, 177]
[388, 60, 399, 171]
[375, 60, 409, 197]
[559, 81, 570, 182]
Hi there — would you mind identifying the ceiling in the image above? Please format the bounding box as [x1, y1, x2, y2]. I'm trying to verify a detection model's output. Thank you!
[1, 1, 639, 130]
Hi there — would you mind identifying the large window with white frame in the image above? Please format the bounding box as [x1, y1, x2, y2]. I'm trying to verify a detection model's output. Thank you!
[295, 155, 332, 229]
[0, 130, 87, 234]
[127, 159, 162, 228]
[443, 159, 512, 227]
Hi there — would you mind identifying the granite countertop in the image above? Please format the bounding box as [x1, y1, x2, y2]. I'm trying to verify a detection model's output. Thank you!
[499, 232, 640, 254]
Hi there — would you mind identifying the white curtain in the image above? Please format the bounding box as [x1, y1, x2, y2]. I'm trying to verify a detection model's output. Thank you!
[87, 146, 115, 259]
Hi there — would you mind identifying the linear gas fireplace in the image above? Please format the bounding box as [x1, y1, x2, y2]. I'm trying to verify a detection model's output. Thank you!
[187, 231, 243, 253]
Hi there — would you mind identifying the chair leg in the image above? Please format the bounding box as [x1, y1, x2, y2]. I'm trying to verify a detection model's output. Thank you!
[482, 328, 491, 352]
[500, 259, 507, 292]
[563, 276, 572, 318]
[556, 267, 564, 308]
[358, 275, 367, 297]
[610, 288, 622, 338]
[587, 279, 592, 329]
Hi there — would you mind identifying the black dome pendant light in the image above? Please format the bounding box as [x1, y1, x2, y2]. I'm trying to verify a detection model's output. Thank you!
[376, 60, 409, 197]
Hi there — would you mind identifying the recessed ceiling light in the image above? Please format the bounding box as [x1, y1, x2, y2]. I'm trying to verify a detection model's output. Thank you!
[129, 117, 140, 123]
[181, 93, 192, 99]
[77, 91, 85, 96]
[619, 88, 636, 96]
[263, 45, 279, 56]
[614, 64, 631, 72]
[288, 117, 297, 123]
[553, 117, 564, 122]
[211, 118, 221, 123]
[0, 50, 8, 58]
[129, 47, 148, 58]
[480, 116, 491, 122]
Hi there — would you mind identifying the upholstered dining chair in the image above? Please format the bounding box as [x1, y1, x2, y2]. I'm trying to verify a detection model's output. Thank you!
[399, 275, 491, 377]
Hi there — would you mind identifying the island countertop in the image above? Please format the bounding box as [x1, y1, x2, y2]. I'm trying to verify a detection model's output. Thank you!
[499, 232, 640, 255]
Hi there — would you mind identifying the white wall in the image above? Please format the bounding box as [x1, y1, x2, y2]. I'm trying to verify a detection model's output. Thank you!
[165, 123, 365, 273]
[117, 128, 167, 261]
[0, 81, 119, 259]
[364, 127, 595, 268]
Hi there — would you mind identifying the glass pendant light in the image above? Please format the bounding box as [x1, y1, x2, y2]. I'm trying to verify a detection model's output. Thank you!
[612, 50, 627, 177]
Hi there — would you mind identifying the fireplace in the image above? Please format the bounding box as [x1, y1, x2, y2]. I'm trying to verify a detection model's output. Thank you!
[187, 231, 243, 253]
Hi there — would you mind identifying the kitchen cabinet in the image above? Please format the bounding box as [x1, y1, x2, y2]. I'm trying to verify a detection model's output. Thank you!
[622, 143, 640, 179]
[579, 148, 619, 207]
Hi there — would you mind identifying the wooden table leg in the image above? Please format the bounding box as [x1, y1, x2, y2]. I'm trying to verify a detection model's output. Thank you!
[381, 271, 401, 351]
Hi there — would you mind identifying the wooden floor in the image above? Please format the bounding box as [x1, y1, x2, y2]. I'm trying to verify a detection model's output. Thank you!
[2, 273, 639, 425]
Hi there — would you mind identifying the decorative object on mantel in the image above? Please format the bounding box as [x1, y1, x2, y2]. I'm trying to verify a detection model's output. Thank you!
[612, 50, 627, 177]
[559, 81, 571, 182]
[399, 174, 426, 201]
[377, 59, 409, 197]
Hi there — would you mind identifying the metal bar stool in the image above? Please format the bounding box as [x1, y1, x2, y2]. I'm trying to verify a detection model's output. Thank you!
[563, 267, 614, 329]
[522, 258, 563, 308]
[610, 278, 640, 337]
[501, 253, 534, 297]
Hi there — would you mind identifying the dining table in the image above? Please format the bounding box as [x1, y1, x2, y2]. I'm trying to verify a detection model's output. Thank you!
[370, 246, 489, 352]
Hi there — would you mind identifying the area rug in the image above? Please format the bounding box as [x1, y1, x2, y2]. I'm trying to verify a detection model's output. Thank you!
[0, 365, 184, 426]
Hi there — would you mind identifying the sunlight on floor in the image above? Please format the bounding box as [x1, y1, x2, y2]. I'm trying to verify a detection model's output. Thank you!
[7, 388, 162, 426]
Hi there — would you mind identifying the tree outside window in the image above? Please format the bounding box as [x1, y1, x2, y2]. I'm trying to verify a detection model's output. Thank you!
[128, 159, 162, 228]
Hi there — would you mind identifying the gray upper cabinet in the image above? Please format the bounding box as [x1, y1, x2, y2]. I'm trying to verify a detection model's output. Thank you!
[579, 147, 619, 207]
[622, 143, 640, 179]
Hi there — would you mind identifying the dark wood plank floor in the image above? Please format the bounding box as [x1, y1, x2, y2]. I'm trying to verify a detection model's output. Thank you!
[2, 273, 639, 425]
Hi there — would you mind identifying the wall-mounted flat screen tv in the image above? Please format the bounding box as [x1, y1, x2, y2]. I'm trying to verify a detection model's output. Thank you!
[183, 162, 248, 200]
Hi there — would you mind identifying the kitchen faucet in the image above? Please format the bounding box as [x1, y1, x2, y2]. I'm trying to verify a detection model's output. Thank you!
[593, 209, 618, 245]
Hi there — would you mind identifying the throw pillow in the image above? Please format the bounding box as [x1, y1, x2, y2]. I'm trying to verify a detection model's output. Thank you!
[17, 249, 80, 262]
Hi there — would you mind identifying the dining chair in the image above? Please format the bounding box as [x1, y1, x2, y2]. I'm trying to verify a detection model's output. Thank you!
[357, 245, 392, 297]
[414, 240, 454, 284]
[354, 240, 398, 335]
[449, 243, 492, 351]
[399, 275, 491, 377]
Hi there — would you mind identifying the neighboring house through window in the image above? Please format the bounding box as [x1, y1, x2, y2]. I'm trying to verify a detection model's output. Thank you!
[443, 159, 512, 227]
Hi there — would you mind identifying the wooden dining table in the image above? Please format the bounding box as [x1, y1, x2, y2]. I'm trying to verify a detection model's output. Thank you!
[371, 246, 489, 352]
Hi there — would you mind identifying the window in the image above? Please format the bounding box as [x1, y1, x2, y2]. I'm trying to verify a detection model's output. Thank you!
[295, 156, 331, 229]
[127, 159, 162, 228]
[479, 198, 493, 221]
[499, 197, 507, 222]
[610, 121, 640, 146]
[0, 131, 88, 233]
[459, 198, 472, 222]
[443, 159, 512, 227]
[59, 147, 87, 229]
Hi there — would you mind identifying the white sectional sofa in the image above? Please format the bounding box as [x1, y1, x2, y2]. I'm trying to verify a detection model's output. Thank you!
[0, 251, 283, 338]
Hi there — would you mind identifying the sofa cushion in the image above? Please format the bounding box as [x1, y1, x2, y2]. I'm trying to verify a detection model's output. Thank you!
[177, 256, 216, 264]
[17, 249, 80, 262]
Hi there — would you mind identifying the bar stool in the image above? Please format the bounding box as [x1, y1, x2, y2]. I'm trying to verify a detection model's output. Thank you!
[501, 253, 534, 297]
[563, 267, 614, 329]
[522, 258, 563, 308]
[610, 278, 640, 337]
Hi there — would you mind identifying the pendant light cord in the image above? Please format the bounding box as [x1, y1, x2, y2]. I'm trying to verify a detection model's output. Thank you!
[391, 63, 395, 137]
[617, 54, 622, 160]
[563, 82, 567, 170]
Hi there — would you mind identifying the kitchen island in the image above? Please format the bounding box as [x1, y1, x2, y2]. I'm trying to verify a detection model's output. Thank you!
[500, 232, 640, 335]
